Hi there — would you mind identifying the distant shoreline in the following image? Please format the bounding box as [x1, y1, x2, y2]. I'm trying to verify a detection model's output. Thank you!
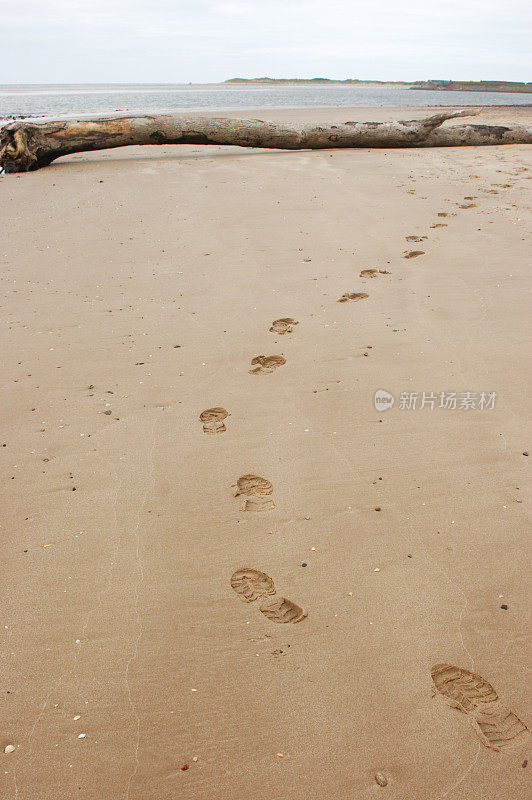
[225, 78, 532, 93]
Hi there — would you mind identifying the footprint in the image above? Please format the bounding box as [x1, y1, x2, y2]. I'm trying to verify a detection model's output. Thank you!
[249, 355, 286, 374]
[199, 407, 229, 434]
[437, 212, 449, 217]
[233, 474, 275, 511]
[230, 568, 307, 624]
[405, 235, 427, 242]
[431, 664, 499, 713]
[431, 664, 530, 751]
[402, 250, 425, 259]
[230, 568, 276, 602]
[259, 595, 307, 624]
[430, 223, 447, 228]
[458, 203, 477, 209]
[337, 292, 369, 302]
[359, 269, 391, 278]
[474, 707, 530, 752]
[269, 318, 298, 335]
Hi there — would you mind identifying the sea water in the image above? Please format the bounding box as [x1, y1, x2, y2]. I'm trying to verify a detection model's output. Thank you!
[0, 83, 530, 121]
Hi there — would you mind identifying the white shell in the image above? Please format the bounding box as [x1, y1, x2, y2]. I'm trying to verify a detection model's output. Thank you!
[375, 772, 388, 786]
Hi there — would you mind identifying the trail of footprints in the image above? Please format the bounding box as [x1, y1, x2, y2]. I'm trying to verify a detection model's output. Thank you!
[194, 187, 529, 752]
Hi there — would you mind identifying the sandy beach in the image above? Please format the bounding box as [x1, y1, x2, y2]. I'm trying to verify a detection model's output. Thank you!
[1, 106, 530, 799]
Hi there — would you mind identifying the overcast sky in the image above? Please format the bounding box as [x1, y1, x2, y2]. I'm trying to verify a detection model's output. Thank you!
[2, 0, 530, 84]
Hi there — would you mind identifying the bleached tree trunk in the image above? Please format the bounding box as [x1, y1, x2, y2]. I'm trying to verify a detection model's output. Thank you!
[1, 110, 530, 172]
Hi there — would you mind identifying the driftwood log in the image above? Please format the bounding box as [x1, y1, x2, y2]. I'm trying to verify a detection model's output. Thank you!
[1, 110, 530, 173]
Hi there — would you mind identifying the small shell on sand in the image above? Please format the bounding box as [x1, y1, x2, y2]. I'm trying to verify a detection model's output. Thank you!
[375, 771, 388, 786]
[4, 744, 15, 754]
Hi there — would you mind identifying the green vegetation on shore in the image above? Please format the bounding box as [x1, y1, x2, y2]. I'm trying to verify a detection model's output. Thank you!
[224, 78, 532, 93]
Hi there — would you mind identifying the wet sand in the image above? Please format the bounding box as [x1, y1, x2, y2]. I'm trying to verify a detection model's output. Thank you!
[1, 106, 530, 799]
